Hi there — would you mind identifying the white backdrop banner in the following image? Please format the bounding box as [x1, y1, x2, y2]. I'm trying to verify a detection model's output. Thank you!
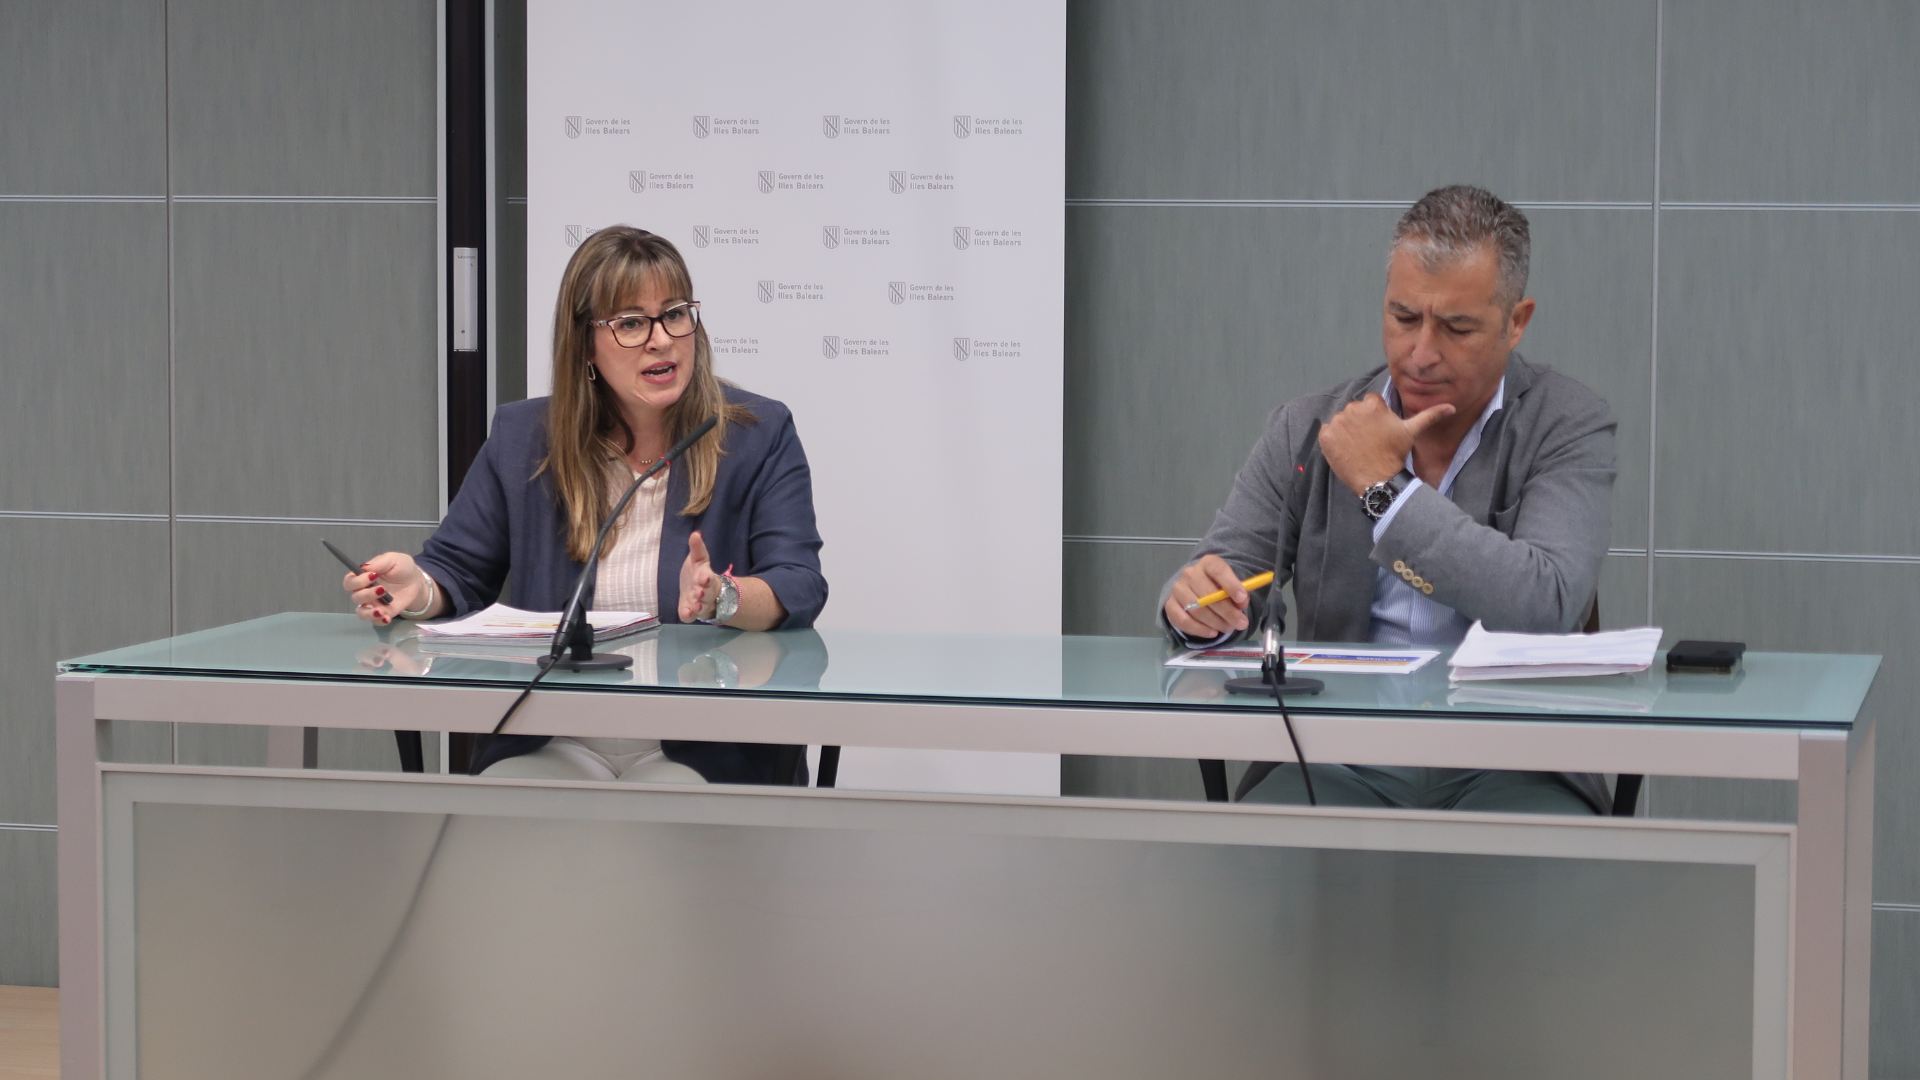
[528, 0, 1066, 794]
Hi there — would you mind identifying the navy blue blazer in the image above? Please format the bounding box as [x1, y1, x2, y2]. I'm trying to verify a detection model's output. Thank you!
[416, 386, 827, 782]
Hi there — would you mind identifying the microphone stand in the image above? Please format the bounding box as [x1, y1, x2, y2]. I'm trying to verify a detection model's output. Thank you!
[543, 414, 719, 672]
[1224, 592, 1323, 697]
[1223, 584, 1322, 805]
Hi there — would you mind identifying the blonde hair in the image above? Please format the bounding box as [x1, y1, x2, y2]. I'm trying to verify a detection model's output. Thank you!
[544, 226, 754, 561]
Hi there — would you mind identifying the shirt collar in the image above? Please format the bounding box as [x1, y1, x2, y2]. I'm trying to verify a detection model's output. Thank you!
[1382, 375, 1507, 496]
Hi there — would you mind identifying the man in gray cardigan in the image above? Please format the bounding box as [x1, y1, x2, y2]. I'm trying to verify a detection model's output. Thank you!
[1159, 186, 1617, 813]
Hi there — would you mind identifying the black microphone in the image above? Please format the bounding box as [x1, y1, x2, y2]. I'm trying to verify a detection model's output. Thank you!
[543, 414, 720, 672]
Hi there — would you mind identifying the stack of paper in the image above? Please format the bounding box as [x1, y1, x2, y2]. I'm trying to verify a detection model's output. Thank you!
[1447, 621, 1662, 682]
[416, 603, 658, 653]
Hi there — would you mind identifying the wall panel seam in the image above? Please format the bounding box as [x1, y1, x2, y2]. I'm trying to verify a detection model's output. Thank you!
[1874, 903, 1920, 913]
[169, 195, 437, 204]
[0, 195, 166, 202]
[0, 511, 441, 527]
[1065, 198, 1651, 210]
[0, 511, 169, 522]
[1062, 538, 1920, 566]
[1655, 550, 1920, 566]
[1062, 199, 1920, 212]
[174, 514, 442, 527]
[1665, 202, 1920, 213]
[0, 823, 57, 832]
[1646, 0, 1665, 625]
[1067, 535, 1655, 558]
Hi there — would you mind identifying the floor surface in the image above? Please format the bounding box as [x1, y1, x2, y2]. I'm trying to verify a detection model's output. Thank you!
[0, 987, 57, 1079]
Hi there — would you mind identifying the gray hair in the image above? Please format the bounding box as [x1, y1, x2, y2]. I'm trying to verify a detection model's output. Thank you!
[1390, 185, 1531, 311]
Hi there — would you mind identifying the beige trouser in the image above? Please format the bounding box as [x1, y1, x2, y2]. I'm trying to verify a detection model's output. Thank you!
[478, 736, 707, 784]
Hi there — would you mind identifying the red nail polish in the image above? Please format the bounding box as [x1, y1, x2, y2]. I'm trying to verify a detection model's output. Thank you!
[376, 588, 387, 596]
[368, 572, 378, 581]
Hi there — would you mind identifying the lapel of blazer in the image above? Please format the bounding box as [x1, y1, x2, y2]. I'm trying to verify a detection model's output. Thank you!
[1449, 352, 1537, 522]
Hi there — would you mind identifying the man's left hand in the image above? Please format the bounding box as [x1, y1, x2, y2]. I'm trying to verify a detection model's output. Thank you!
[1318, 394, 1455, 496]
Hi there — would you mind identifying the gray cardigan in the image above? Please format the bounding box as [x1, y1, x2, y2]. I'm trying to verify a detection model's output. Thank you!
[1159, 352, 1617, 643]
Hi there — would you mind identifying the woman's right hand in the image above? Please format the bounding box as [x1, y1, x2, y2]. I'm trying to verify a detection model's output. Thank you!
[343, 551, 429, 625]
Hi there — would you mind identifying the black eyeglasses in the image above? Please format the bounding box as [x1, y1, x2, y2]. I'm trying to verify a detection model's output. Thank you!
[590, 302, 701, 348]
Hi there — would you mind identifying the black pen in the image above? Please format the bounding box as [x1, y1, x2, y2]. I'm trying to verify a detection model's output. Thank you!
[322, 539, 391, 605]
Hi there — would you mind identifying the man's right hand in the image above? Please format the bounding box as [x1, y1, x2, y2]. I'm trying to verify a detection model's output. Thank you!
[1164, 554, 1253, 639]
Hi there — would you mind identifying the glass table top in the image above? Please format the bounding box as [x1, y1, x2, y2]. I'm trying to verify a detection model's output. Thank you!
[61, 612, 1879, 729]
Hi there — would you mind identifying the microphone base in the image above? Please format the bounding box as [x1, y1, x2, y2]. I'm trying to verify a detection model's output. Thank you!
[538, 652, 634, 673]
[1225, 676, 1324, 696]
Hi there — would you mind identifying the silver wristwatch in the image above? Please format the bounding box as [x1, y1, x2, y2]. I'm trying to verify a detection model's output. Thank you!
[1360, 469, 1416, 522]
[708, 571, 740, 624]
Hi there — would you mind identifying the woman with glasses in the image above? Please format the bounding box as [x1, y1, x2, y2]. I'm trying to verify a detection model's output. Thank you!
[338, 225, 826, 783]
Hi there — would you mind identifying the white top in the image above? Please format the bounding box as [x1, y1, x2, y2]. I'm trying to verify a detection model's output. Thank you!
[579, 461, 670, 759]
[595, 461, 670, 616]
[1366, 376, 1506, 646]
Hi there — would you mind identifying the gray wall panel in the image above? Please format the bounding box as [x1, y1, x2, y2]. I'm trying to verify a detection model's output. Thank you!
[1873, 908, 1920, 1079]
[1594, 553, 1649, 629]
[1504, 208, 1652, 549]
[1065, 204, 1401, 540]
[1661, 0, 1920, 205]
[496, 0, 527, 204]
[1062, 539, 1192, 638]
[0, 203, 172, 514]
[0, 0, 166, 196]
[1655, 210, 1920, 556]
[1061, 754, 1207, 803]
[171, 520, 438, 635]
[0, 518, 170, 825]
[0, 829, 57, 987]
[1642, 778, 1797, 825]
[167, 0, 437, 197]
[497, 201, 529, 406]
[170, 520, 436, 771]
[171, 203, 440, 520]
[1066, 206, 1649, 549]
[1066, 0, 1656, 202]
[1650, 556, 1919, 903]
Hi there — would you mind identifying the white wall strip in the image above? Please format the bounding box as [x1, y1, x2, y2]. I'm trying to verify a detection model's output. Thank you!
[0, 822, 57, 832]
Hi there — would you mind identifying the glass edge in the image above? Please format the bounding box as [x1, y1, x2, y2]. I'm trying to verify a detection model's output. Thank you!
[46, 662, 1861, 727]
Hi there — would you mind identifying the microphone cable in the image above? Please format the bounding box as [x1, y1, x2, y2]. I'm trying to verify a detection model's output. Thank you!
[1265, 644, 1317, 806]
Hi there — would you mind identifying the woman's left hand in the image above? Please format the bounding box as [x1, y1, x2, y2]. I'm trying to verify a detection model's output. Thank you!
[678, 530, 722, 622]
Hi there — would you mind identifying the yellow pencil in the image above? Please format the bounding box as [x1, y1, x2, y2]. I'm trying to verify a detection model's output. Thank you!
[1183, 570, 1276, 611]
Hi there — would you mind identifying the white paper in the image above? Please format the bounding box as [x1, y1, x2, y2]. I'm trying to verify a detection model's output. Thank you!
[1447, 621, 1662, 682]
[1167, 645, 1440, 676]
[417, 603, 657, 642]
[1447, 679, 1660, 713]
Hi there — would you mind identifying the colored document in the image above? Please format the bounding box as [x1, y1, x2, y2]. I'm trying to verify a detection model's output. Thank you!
[1166, 645, 1440, 676]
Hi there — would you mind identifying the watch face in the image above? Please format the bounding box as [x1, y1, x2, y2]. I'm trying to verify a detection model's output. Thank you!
[1362, 485, 1394, 519]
